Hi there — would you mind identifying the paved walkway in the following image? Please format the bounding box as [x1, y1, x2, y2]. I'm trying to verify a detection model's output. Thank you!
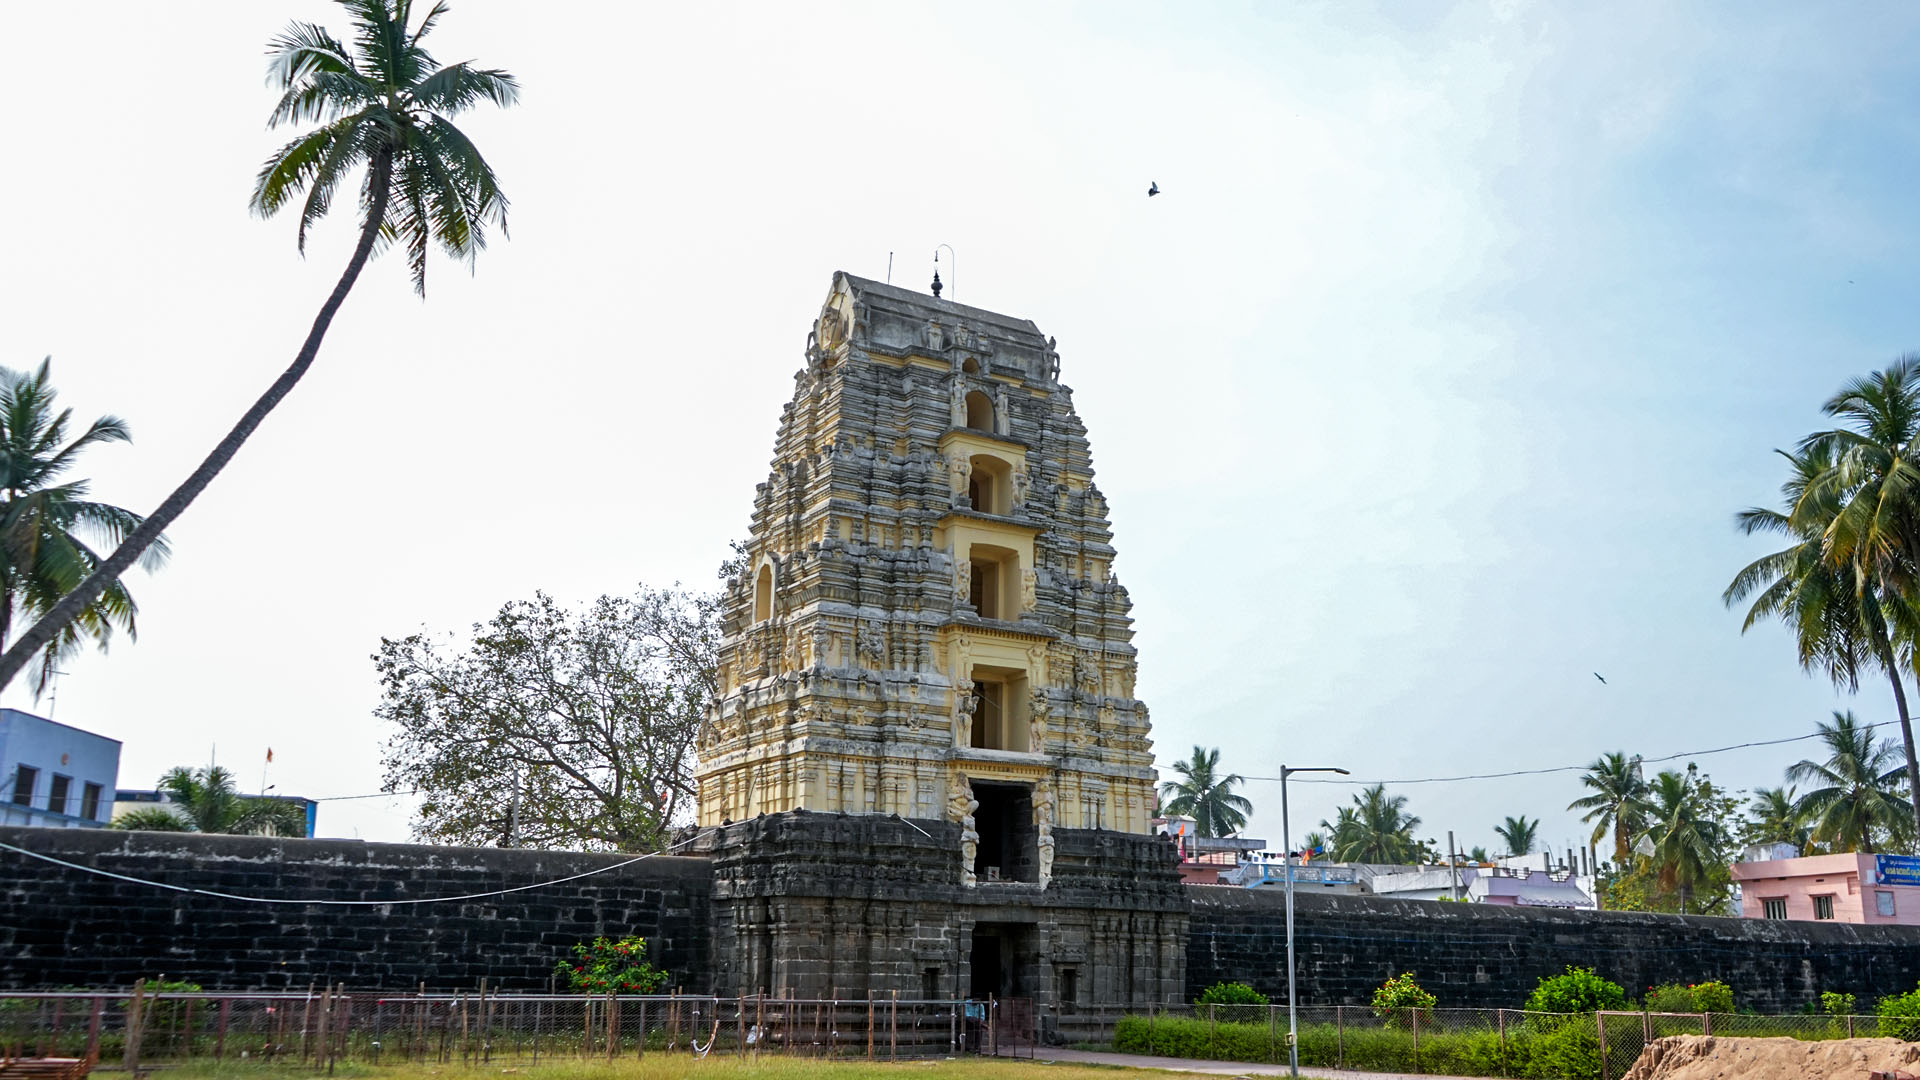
[997, 1045, 1478, 1079]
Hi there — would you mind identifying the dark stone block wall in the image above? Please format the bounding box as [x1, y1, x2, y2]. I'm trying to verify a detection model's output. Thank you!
[693, 810, 1188, 1008]
[0, 826, 712, 991]
[1190, 887, 1920, 1011]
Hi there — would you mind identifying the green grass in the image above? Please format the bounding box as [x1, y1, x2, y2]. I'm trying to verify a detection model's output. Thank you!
[154, 1060, 1178, 1080]
[1113, 1014, 1603, 1079]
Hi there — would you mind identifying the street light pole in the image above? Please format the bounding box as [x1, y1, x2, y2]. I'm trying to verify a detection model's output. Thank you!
[1280, 764, 1349, 1078]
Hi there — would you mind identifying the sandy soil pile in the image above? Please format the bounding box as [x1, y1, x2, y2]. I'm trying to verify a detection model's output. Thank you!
[1622, 1034, 1920, 1080]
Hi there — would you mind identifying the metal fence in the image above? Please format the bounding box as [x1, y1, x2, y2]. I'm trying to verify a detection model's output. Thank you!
[0, 988, 1031, 1070]
[1594, 1010, 1893, 1080]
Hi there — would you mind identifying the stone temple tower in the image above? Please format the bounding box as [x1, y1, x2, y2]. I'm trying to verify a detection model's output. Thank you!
[691, 273, 1184, 1017]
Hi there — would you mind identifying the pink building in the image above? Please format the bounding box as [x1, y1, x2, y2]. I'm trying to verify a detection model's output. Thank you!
[1730, 851, 1920, 925]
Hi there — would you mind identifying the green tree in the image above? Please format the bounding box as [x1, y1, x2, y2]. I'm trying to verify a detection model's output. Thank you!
[1638, 768, 1727, 914]
[1494, 814, 1539, 856]
[0, 0, 518, 693]
[1771, 360, 1920, 836]
[377, 587, 717, 851]
[1323, 784, 1422, 864]
[112, 766, 308, 836]
[1787, 710, 1911, 854]
[1744, 785, 1810, 851]
[1159, 746, 1254, 838]
[1568, 751, 1650, 866]
[1466, 845, 1490, 863]
[0, 360, 168, 696]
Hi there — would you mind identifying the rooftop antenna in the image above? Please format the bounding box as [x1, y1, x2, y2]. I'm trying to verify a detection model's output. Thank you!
[886, 251, 893, 285]
[43, 668, 66, 719]
[933, 243, 956, 300]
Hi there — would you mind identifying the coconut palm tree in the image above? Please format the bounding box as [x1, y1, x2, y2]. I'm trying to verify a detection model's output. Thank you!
[1746, 786, 1810, 851]
[1494, 814, 1539, 856]
[1568, 752, 1650, 866]
[1159, 745, 1254, 837]
[1788, 358, 1920, 835]
[1466, 845, 1491, 864]
[1638, 769, 1726, 914]
[0, 0, 518, 693]
[112, 766, 309, 836]
[1323, 784, 1422, 864]
[0, 360, 168, 696]
[1787, 711, 1910, 854]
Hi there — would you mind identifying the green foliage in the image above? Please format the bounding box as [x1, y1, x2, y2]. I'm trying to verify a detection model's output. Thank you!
[1569, 752, 1650, 866]
[1371, 972, 1437, 1028]
[1788, 711, 1912, 854]
[377, 587, 717, 851]
[556, 935, 666, 995]
[1878, 983, 1920, 1040]
[1494, 815, 1539, 856]
[1159, 746, 1253, 838]
[1194, 981, 1268, 1023]
[1821, 990, 1857, 1017]
[1691, 981, 1734, 1013]
[1640, 980, 1733, 1014]
[1525, 967, 1626, 1016]
[0, 358, 168, 698]
[111, 766, 307, 836]
[1323, 785, 1423, 864]
[1112, 1013, 1601, 1079]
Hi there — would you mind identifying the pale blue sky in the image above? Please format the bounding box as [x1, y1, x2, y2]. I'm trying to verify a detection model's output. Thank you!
[1, 1, 1917, 854]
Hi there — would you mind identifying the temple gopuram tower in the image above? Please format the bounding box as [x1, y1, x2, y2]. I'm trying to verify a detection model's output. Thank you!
[692, 272, 1184, 1019]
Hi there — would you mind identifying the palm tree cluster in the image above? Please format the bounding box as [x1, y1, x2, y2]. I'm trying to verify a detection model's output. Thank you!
[1159, 745, 1254, 838]
[1725, 356, 1920, 839]
[1321, 785, 1425, 864]
[112, 766, 309, 836]
[0, 361, 166, 696]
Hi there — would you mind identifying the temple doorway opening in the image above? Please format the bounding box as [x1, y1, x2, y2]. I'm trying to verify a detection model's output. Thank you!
[971, 781, 1037, 883]
[968, 922, 1036, 999]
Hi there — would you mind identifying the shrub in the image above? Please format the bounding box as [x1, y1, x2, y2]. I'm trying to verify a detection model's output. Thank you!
[1194, 981, 1270, 1024]
[1372, 972, 1437, 1029]
[1878, 983, 1920, 1040]
[1110, 1011, 1601, 1079]
[555, 935, 667, 994]
[1525, 967, 1626, 1016]
[1690, 981, 1734, 1014]
[1821, 991, 1857, 1017]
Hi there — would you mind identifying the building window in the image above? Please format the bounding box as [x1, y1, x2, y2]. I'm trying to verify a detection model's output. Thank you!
[753, 564, 773, 623]
[80, 782, 103, 821]
[965, 390, 994, 431]
[1813, 894, 1836, 920]
[1762, 897, 1788, 920]
[47, 774, 71, 816]
[1878, 890, 1897, 917]
[11, 765, 36, 806]
[967, 667, 1030, 753]
[966, 543, 1019, 619]
[966, 455, 1013, 515]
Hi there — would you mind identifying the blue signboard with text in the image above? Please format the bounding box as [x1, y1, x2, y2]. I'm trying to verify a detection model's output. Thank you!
[1877, 855, 1920, 886]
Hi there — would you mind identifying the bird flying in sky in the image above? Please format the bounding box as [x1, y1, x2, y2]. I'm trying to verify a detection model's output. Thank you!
[1593, 672, 1607, 684]
[1147, 181, 1160, 197]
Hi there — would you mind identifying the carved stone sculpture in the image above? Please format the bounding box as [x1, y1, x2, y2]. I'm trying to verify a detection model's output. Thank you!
[1035, 782, 1057, 887]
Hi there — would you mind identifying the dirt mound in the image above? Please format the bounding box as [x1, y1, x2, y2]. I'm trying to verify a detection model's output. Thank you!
[1623, 1034, 1920, 1080]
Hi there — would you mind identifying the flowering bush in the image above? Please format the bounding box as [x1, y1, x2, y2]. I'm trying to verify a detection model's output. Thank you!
[555, 935, 667, 994]
[1371, 972, 1436, 1029]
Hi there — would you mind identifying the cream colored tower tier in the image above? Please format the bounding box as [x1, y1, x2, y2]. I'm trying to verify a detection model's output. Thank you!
[696, 273, 1156, 882]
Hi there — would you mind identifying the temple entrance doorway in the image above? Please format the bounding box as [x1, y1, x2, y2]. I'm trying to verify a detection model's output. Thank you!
[967, 921, 1036, 1000]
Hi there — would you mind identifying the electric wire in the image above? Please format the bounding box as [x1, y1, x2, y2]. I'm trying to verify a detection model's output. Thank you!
[1240, 718, 1910, 786]
[0, 832, 705, 907]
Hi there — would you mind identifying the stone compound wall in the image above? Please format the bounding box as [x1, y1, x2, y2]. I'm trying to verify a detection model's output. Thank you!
[1190, 887, 1920, 1012]
[0, 826, 711, 991]
[694, 810, 1188, 1008]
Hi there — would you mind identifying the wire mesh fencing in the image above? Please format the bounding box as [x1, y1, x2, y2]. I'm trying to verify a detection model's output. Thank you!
[0, 988, 1018, 1070]
[1594, 1010, 1897, 1080]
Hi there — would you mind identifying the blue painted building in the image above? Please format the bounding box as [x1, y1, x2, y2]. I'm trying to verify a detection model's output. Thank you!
[0, 709, 121, 828]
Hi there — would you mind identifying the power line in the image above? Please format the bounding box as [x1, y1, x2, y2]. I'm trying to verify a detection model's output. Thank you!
[0, 832, 705, 907]
[1238, 718, 1905, 787]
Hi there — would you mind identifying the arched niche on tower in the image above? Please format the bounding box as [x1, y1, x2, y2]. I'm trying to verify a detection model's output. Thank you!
[965, 390, 995, 431]
[753, 562, 774, 624]
[967, 454, 1013, 515]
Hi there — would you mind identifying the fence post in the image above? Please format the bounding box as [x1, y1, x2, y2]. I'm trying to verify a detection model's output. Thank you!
[1412, 1007, 1421, 1074]
[1270, 1002, 1278, 1065]
[891, 990, 898, 1061]
[1848, 1013, 1857, 1039]
[1596, 1012, 1609, 1080]
[124, 979, 148, 1074]
[1208, 1001, 1216, 1054]
[606, 993, 618, 1063]
[214, 997, 230, 1061]
[86, 996, 104, 1066]
[989, 994, 998, 1058]
[1701, 1010, 1711, 1037]
[737, 993, 746, 1059]
[867, 990, 875, 1061]
[1497, 1008, 1507, 1077]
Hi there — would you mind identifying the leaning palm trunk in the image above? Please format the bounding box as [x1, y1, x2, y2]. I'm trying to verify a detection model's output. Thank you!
[0, 153, 394, 691]
[1896, 660, 1920, 836]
